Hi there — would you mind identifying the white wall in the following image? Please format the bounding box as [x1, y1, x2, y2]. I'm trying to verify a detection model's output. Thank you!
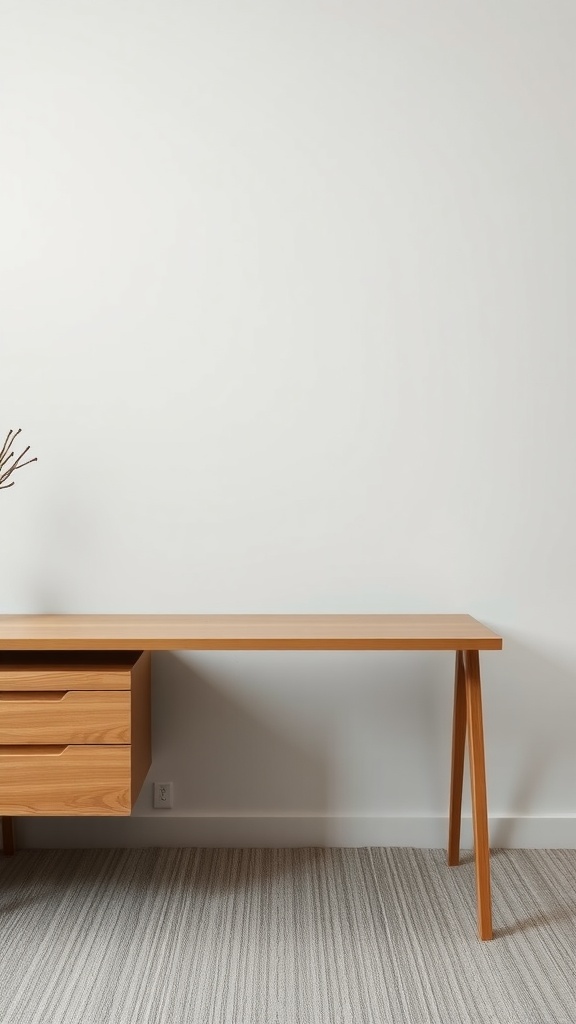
[2, 0, 575, 848]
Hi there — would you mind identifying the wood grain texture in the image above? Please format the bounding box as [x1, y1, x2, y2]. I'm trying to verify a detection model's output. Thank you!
[0, 691, 130, 744]
[448, 651, 467, 867]
[0, 614, 503, 651]
[0, 651, 138, 690]
[0, 745, 131, 815]
[465, 650, 493, 941]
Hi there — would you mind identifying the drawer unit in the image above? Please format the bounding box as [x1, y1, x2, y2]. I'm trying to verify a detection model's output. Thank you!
[0, 651, 150, 816]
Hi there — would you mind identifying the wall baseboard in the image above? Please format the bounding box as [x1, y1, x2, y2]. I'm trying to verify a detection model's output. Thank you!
[6, 814, 576, 850]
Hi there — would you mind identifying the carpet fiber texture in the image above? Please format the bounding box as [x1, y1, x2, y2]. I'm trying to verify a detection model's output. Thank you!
[1, 847, 575, 1023]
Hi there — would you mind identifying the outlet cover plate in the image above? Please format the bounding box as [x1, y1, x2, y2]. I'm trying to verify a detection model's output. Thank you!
[153, 782, 173, 809]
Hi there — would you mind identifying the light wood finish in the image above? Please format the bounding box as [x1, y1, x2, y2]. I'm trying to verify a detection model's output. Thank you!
[0, 745, 131, 815]
[0, 650, 151, 817]
[0, 614, 502, 651]
[464, 650, 493, 941]
[130, 651, 151, 804]
[448, 651, 467, 867]
[0, 691, 130, 744]
[2, 815, 14, 855]
[0, 651, 137, 690]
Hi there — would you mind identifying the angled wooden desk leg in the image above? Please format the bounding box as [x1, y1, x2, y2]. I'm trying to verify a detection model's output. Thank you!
[465, 650, 493, 940]
[448, 651, 467, 866]
[2, 816, 15, 856]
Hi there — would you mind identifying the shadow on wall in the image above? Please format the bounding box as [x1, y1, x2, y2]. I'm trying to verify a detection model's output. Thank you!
[144, 649, 457, 825]
[142, 650, 331, 826]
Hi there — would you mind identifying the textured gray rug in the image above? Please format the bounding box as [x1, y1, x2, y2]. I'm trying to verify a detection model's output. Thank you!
[1, 847, 575, 1023]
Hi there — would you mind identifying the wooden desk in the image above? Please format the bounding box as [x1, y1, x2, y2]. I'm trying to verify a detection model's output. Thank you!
[0, 613, 502, 940]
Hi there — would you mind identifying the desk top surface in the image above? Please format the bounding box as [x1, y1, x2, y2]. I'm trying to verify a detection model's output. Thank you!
[0, 614, 502, 651]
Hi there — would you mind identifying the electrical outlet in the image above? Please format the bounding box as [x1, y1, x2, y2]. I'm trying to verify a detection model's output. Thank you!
[153, 782, 173, 809]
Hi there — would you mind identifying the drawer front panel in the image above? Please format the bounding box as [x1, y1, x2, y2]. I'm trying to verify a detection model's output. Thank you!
[0, 652, 140, 691]
[0, 745, 131, 815]
[0, 691, 130, 744]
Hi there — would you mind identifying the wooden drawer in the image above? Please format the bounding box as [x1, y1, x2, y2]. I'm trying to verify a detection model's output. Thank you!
[0, 651, 140, 691]
[0, 691, 130, 744]
[0, 745, 131, 815]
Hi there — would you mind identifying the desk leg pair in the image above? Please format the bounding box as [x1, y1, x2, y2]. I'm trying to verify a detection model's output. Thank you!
[448, 649, 492, 940]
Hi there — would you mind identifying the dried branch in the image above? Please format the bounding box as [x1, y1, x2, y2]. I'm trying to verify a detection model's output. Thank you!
[0, 429, 37, 489]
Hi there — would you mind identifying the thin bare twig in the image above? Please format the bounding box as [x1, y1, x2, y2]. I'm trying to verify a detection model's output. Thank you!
[0, 428, 20, 465]
[0, 429, 37, 489]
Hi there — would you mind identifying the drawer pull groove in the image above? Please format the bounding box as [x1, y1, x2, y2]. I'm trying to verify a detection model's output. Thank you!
[0, 745, 68, 756]
[0, 692, 67, 702]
